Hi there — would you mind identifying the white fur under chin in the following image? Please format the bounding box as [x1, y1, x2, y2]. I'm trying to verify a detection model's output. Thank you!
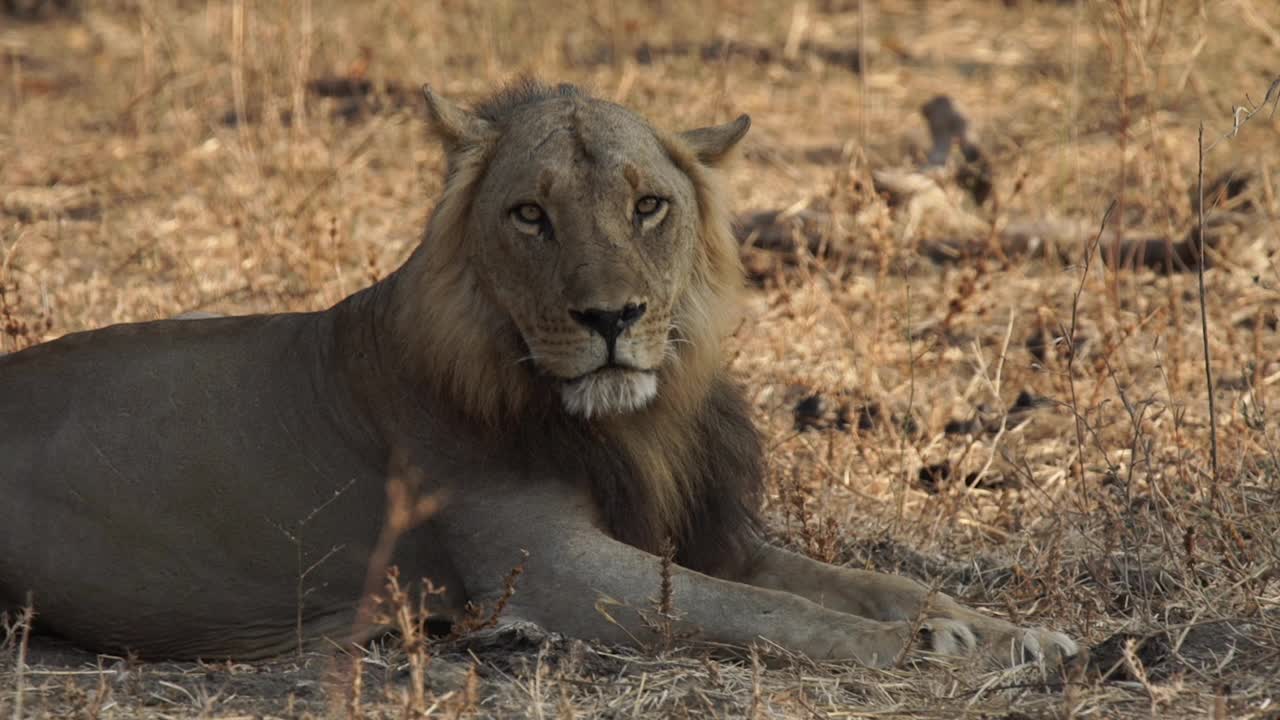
[560, 370, 658, 419]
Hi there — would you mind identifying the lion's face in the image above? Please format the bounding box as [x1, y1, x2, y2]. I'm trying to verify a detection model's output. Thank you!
[465, 100, 706, 418]
[409, 83, 749, 422]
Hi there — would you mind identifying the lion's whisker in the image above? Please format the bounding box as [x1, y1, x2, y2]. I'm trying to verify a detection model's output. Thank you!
[666, 322, 694, 348]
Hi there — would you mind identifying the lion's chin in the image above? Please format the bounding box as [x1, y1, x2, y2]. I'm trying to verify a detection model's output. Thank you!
[559, 368, 658, 419]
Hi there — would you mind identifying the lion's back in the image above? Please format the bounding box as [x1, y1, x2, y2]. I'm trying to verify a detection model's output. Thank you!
[0, 315, 303, 471]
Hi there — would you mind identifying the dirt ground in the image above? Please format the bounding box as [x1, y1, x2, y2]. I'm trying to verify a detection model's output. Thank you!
[2, 0, 1279, 717]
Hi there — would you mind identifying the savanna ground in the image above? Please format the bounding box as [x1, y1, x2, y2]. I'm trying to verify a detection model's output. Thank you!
[2, 0, 1279, 717]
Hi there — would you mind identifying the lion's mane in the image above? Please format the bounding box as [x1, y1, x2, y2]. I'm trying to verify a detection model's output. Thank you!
[389, 80, 762, 574]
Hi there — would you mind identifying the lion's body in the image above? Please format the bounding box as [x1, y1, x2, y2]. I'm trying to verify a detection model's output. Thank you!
[0, 81, 1077, 666]
[0, 287, 753, 657]
[0, 300, 462, 656]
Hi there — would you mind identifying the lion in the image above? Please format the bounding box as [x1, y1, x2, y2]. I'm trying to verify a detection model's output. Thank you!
[0, 80, 1078, 667]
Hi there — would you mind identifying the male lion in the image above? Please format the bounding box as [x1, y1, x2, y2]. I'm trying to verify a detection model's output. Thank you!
[0, 81, 1077, 667]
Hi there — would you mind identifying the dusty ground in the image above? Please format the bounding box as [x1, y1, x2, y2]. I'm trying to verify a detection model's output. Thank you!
[2, 0, 1279, 717]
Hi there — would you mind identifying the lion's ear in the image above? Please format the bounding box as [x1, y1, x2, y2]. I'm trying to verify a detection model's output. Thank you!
[679, 114, 751, 166]
[422, 85, 493, 152]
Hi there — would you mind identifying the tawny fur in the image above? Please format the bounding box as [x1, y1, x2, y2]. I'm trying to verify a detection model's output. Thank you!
[390, 80, 758, 569]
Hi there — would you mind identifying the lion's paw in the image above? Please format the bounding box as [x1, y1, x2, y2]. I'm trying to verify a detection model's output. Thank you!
[919, 615, 1080, 669]
[916, 618, 977, 656]
[1000, 626, 1080, 668]
[970, 619, 1080, 668]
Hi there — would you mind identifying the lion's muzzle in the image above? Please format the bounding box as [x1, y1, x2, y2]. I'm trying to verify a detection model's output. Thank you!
[559, 366, 658, 419]
[568, 301, 646, 365]
[547, 301, 663, 418]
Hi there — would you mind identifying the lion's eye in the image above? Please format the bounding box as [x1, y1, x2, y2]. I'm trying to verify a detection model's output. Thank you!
[634, 196, 667, 225]
[511, 203, 548, 235]
[514, 203, 544, 223]
[635, 196, 662, 216]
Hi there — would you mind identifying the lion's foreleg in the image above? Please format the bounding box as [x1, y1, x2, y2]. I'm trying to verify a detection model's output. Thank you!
[521, 537, 922, 665]
[739, 544, 968, 621]
[441, 485, 923, 666]
[736, 543, 1079, 666]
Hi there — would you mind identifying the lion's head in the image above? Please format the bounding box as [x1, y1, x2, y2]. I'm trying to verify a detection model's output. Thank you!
[394, 81, 750, 424]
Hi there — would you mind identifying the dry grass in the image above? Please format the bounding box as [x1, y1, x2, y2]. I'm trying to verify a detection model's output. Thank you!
[2, 0, 1280, 717]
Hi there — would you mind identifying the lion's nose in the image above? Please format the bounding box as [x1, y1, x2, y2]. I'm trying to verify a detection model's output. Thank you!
[569, 302, 647, 345]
